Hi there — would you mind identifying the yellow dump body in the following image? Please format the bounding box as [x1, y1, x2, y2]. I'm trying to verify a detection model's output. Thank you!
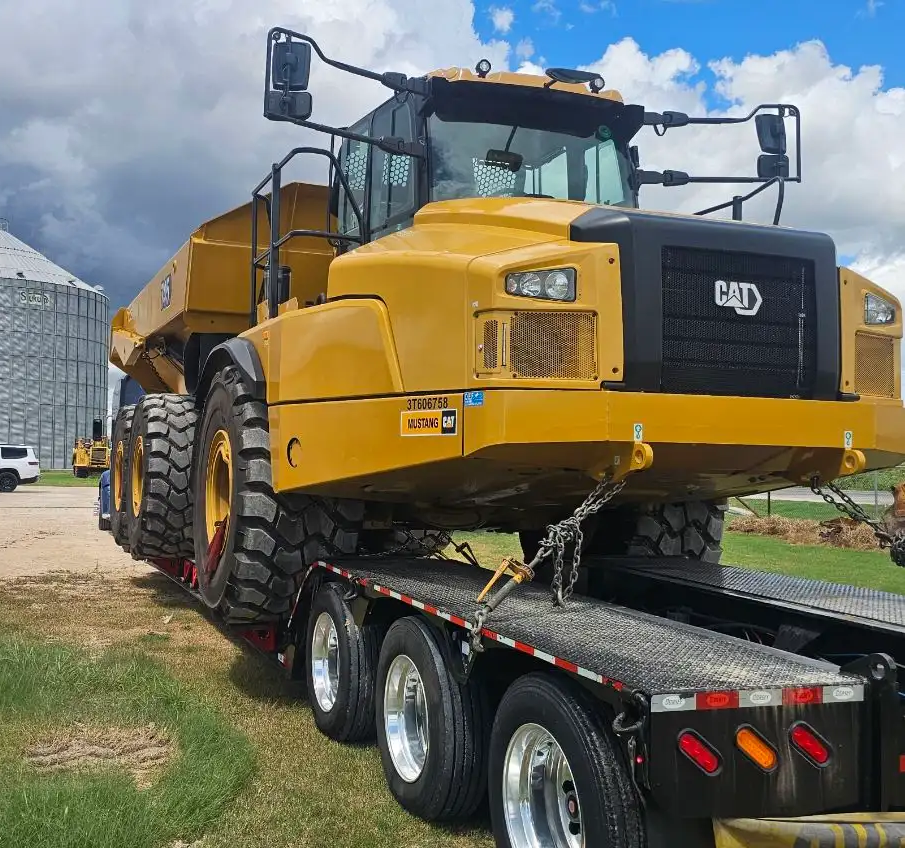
[109, 182, 335, 393]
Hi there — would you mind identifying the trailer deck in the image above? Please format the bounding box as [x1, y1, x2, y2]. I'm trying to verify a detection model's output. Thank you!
[321, 556, 862, 704]
[605, 557, 905, 636]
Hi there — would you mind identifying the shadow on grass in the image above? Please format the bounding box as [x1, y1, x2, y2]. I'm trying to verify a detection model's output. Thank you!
[129, 571, 201, 611]
[227, 647, 308, 707]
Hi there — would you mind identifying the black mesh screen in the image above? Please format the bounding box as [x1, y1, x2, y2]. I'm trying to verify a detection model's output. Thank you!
[661, 246, 817, 398]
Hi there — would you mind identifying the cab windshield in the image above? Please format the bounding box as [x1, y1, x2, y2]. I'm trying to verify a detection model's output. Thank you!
[427, 79, 642, 208]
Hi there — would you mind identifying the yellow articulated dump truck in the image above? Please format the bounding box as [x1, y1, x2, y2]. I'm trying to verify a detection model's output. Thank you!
[106, 28, 905, 848]
[71, 418, 110, 477]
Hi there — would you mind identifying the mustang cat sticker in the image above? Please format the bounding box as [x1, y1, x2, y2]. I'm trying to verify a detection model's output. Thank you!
[401, 401, 458, 436]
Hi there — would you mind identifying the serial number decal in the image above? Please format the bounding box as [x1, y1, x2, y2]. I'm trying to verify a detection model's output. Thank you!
[406, 396, 450, 411]
[400, 408, 458, 437]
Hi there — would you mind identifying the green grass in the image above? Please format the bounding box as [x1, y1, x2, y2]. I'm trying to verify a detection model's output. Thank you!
[0, 637, 253, 848]
[722, 531, 905, 593]
[37, 469, 100, 487]
[835, 465, 905, 492]
[730, 498, 860, 522]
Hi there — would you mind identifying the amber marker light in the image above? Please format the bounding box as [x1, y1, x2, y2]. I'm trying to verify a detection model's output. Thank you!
[735, 726, 778, 772]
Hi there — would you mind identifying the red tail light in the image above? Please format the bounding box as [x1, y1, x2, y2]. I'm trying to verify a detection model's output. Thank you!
[790, 723, 830, 766]
[678, 731, 721, 775]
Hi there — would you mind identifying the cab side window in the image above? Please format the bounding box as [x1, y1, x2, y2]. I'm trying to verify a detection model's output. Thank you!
[369, 98, 417, 236]
[337, 115, 371, 238]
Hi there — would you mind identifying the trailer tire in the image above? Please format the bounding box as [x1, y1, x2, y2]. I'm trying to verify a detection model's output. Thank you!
[627, 500, 725, 563]
[110, 404, 136, 549]
[192, 365, 363, 624]
[489, 672, 644, 848]
[126, 394, 198, 559]
[376, 616, 489, 821]
[305, 582, 381, 742]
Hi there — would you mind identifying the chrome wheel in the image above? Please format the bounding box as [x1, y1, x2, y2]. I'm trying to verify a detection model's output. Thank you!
[503, 722, 583, 848]
[310, 612, 340, 712]
[383, 654, 429, 782]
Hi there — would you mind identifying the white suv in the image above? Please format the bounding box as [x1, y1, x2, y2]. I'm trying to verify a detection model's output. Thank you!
[0, 445, 40, 493]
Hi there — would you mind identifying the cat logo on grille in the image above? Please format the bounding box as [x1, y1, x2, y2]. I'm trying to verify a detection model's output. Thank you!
[714, 279, 762, 316]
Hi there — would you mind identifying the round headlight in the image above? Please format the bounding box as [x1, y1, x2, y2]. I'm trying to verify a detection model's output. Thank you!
[518, 272, 543, 297]
[544, 270, 573, 300]
[505, 276, 520, 295]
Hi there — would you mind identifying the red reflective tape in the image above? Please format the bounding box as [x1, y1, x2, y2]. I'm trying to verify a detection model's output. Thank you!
[554, 657, 579, 673]
[696, 691, 740, 710]
[783, 687, 823, 706]
[449, 614, 468, 628]
[423, 604, 438, 615]
[400, 594, 413, 605]
[377, 586, 391, 596]
[513, 640, 533, 655]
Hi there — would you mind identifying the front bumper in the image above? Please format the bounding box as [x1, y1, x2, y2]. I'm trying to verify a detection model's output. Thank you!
[463, 389, 905, 499]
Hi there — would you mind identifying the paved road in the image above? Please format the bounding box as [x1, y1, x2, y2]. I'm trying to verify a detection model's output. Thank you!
[744, 486, 893, 506]
[0, 486, 148, 580]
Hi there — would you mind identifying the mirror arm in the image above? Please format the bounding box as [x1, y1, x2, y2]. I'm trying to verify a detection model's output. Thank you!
[268, 27, 430, 95]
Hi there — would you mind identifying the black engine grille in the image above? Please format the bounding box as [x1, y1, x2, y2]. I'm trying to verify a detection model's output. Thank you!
[661, 246, 817, 398]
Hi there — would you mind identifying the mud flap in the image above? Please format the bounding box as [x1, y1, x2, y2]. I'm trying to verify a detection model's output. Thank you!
[714, 814, 905, 847]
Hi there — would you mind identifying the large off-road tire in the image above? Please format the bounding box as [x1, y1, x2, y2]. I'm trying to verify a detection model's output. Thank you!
[192, 365, 364, 624]
[489, 672, 644, 848]
[627, 501, 726, 563]
[376, 616, 489, 821]
[126, 394, 198, 559]
[305, 582, 382, 742]
[520, 500, 726, 566]
[110, 405, 136, 549]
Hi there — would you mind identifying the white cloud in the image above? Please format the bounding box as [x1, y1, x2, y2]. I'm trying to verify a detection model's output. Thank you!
[863, 0, 883, 16]
[532, 0, 562, 24]
[490, 5, 515, 33]
[580, 1, 617, 13]
[516, 38, 535, 60]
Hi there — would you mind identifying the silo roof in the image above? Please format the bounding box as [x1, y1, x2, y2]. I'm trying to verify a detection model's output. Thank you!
[0, 228, 102, 292]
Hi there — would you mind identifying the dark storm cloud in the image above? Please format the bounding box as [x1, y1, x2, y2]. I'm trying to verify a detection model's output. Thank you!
[0, 0, 509, 310]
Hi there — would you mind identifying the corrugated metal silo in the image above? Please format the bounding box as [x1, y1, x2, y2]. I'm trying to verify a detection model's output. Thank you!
[0, 222, 109, 469]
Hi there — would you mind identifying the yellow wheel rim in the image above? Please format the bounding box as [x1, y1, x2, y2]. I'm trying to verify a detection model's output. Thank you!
[205, 429, 232, 540]
[130, 435, 144, 516]
[113, 440, 124, 512]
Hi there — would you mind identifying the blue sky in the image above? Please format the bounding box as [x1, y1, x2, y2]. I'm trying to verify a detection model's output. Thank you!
[476, 0, 902, 92]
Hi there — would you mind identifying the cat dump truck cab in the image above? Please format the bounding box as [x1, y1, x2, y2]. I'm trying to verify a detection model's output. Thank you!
[106, 28, 905, 848]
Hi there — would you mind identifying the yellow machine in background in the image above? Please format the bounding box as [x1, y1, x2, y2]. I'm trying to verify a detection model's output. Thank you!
[71, 418, 110, 477]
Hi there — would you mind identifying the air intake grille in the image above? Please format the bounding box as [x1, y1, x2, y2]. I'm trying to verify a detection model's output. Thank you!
[510, 312, 597, 380]
[483, 320, 499, 370]
[661, 247, 817, 398]
[855, 332, 895, 397]
[90, 447, 107, 464]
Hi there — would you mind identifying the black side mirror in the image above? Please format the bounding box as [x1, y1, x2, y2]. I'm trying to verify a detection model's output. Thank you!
[272, 41, 311, 91]
[757, 153, 790, 179]
[756, 113, 786, 155]
[264, 40, 313, 122]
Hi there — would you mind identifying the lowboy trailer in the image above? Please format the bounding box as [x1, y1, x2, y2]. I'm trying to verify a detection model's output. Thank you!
[142, 545, 905, 848]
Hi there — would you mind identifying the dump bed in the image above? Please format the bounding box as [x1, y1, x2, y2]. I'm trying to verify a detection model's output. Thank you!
[109, 182, 335, 392]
